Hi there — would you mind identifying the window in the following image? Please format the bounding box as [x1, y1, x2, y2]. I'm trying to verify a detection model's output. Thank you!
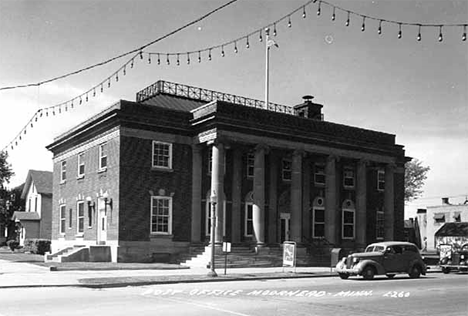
[77, 201, 84, 234]
[28, 198, 31, 212]
[434, 214, 445, 224]
[282, 159, 292, 181]
[207, 150, 212, 175]
[343, 168, 354, 188]
[60, 160, 67, 182]
[69, 208, 73, 229]
[34, 196, 38, 213]
[151, 196, 172, 235]
[454, 213, 461, 222]
[245, 203, 253, 236]
[88, 203, 93, 227]
[377, 170, 385, 191]
[376, 210, 385, 240]
[99, 143, 108, 171]
[314, 164, 326, 185]
[77, 152, 85, 178]
[312, 208, 325, 238]
[342, 207, 355, 239]
[152, 141, 172, 169]
[59, 205, 66, 234]
[246, 153, 254, 178]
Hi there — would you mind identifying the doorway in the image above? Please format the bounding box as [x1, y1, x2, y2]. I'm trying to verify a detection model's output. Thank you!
[280, 213, 290, 243]
[97, 199, 107, 245]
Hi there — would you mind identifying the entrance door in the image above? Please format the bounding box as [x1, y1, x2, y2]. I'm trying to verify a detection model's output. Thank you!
[97, 203, 107, 245]
[280, 213, 290, 243]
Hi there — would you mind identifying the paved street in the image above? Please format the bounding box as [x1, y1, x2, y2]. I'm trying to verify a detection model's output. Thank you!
[1, 273, 467, 316]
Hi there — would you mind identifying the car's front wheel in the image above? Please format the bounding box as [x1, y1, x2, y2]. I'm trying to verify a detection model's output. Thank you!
[409, 265, 421, 278]
[362, 266, 375, 280]
[338, 273, 349, 279]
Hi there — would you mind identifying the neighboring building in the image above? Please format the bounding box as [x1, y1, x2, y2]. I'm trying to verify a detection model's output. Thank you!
[46, 80, 408, 263]
[420, 198, 468, 252]
[12, 170, 53, 245]
[434, 222, 468, 251]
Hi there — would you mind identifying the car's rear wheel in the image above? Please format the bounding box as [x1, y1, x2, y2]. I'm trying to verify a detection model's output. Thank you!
[386, 274, 396, 279]
[409, 265, 421, 278]
[338, 273, 349, 279]
[362, 266, 375, 280]
[442, 267, 451, 274]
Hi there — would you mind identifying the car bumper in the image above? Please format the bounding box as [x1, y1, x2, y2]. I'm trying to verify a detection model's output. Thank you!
[335, 262, 361, 275]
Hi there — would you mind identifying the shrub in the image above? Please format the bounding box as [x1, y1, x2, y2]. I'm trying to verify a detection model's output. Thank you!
[6, 240, 19, 251]
[24, 239, 51, 255]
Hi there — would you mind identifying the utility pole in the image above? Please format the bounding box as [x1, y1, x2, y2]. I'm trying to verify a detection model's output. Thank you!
[207, 191, 218, 277]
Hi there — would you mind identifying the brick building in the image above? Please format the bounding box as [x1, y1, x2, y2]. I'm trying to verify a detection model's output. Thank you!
[46, 80, 408, 263]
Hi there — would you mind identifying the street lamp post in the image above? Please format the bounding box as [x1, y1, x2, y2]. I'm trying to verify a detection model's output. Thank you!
[207, 192, 218, 277]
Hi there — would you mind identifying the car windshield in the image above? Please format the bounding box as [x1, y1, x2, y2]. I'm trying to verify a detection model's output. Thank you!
[365, 245, 385, 252]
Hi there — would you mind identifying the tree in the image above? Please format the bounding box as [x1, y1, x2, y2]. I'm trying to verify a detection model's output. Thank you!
[0, 151, 14, 191]
[405, 159, 430, 202]
[0, 151, 15, 242]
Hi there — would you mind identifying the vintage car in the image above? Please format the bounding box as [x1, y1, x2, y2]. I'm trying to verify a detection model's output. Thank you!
[335, 241, 426, 280]
[439, 243, 468, 274]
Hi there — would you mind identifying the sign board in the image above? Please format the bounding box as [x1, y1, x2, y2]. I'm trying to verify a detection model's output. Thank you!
[223, 242, 231, 253]
[282, 241, 296, 268]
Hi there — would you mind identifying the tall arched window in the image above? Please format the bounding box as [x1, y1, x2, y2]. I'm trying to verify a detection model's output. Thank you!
[342, 199, 355, 239]
[312, 197, 325, 238]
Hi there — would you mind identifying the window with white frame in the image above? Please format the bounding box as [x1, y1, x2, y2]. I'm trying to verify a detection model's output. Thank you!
[312, 207, 325, 238]
[342, 200, 355, 239]
[245, 202, 253, 236]
[343, 167, 355, 188]
[314, 164, 326, 186]
[376, 209, 385, 239]
[152, 141, 172, 169]
[77, 152, 85, 178]
[282, 159, 292, 181]
[60, 160, 67, 182]
[77, 201, 84, 234]
[59, 205, 66, 234]
[99, 143, 108, 171]
[69, 208, 73, 229]
[246, 153, 254, 178]
[377, 170, 385, 191]
[150, 196, 172, 235]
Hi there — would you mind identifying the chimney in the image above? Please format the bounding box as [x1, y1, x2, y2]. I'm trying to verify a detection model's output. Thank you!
[294, 95, 324, 120]
[442, 197, 450, 204]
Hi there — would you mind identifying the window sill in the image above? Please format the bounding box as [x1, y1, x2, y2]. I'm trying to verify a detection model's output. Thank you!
[75, 234, 84, 238]
[151, 167, 174, 172]
[98, 168, 107, 173]
[77, 175, 85, 180]
[150, 234, 173, 239]
[60, 180, 66, 185]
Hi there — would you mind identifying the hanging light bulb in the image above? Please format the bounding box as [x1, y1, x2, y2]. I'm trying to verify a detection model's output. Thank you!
[208, 49, 212, 61]
[86, 94, 88, 102]
[93, 88, 96, 97]
[463, 25, 467, 41]
[187, 53, 190, 64]
[177, 53, 180, 66]
[108, 78, 111, 88]
[116, 73, 119, 82]
[46, 110, 48, 117]
[31, 122, 33, 128]
[398, 23, 402, 39]
[139, 51, 143, 59]
[123, 65, 126, 76]
[70, 100, 73, 108]
[346, 11, 350, 27]
[40, 110, 43, 117]
[438, 25, 443, 42]
[198, 51, 202, 63]
[101, 84, 104, 93]
[221, 46, 225, 57]
[417, 25, 422, 41]
[273, 24, 277, 36]
[317, 1, 321, 16]
[158, 53, 161, 65]
[64, 104, 67, 112]
[58, 106, 61, 114]
[288, 16, 292, 28]
[378, 20, 382, 35]
[332, 7, 336, 21]
[361, 16, 366, 32]
[246, 37, 250, 48]
[259, 29, 263, 42]
[52, 108, 55, 116]
[80, 96, 82, 105]
[131, 59, 134, 68]
[148, 54, 152, 64]
[302, 6, 306, 18]
[234, 42, 238, 53]
[167, 54, 170, 65]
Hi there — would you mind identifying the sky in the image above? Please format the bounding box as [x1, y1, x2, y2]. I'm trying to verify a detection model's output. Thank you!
[0, 0, 467, 217]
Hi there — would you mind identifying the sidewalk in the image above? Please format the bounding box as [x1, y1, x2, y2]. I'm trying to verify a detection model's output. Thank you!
[0, 259, 337, 289]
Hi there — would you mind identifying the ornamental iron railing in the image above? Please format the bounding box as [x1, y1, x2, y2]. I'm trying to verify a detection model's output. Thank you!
[136, 80, 294, 115]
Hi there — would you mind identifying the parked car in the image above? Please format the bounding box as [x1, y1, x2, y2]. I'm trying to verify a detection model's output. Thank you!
[335, 241, 426, 280]
[439, 243, 468, 274]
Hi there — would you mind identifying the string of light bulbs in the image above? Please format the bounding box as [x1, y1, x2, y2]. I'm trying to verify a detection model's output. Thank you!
[0, 0, 241, 92]
[2, 0, 467, 154]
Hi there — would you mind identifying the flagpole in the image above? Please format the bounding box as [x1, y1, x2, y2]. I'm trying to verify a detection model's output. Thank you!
[264, 27, 270, 110]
